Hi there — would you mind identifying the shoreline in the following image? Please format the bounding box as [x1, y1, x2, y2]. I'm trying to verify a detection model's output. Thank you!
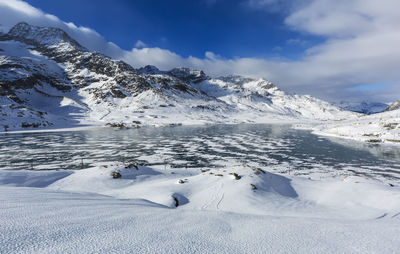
[2, 119, 399, 147]
[0, 118, 303, 134]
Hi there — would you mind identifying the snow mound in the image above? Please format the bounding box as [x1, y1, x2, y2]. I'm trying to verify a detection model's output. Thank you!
[1, 164, 400, 252]
[42, 164, 299, 211]
[1, 164, 399, 219]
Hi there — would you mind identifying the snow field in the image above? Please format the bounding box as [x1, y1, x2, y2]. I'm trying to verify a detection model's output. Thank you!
[1, 164, 400, 253]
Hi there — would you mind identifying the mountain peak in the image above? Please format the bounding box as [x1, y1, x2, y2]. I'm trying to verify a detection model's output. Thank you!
[218, 75, 276, 90]
[7, 22, 84, 50]
[218, 75, 255, 85]
[167, 67, 208, 83]
[9, 21, 30, 30]
[138, 65, 162, 74]
[385, 99, 400, 112]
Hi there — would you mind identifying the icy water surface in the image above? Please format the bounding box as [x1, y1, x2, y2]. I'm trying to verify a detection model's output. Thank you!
[1, 124, 400, 183]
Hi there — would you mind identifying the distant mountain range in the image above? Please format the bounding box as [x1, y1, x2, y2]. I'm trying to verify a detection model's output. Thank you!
[0, 22, 355, 131]
[334, 101, 388, 114]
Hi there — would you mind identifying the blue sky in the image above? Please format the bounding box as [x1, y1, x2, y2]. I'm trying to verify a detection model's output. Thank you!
[1, 0, 399, 102]
[25, 0, 319, 59]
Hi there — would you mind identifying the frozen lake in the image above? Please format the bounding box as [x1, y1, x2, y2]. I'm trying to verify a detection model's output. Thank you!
[1, 124, 400, 183]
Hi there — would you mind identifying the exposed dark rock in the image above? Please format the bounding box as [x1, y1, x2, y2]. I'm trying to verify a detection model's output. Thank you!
[367, 139, 382, 143]
[106, 122, 127, 129]
[173, 197, 179, 207]
[110, 87, 126, 98]
[138, 65, 162, 74]
[111, 171, 122, 179]
[229, 173, 241, 180]
[21, 122, 40, 128]
[167, 67, 208, 84]
[125, 163, 139, 170]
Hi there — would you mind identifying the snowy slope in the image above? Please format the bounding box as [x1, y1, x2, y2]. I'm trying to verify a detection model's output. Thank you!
[1, 164, 400, 253]
[299, 107, 400, 144]
[195, 75, 353, 120]
[385, 99, 400, 111]
[0, 22, 354, 131]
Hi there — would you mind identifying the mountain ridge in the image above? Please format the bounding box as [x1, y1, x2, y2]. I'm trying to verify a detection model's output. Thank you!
[0, 22, 353, 131]
[334, 101, 388, 114]
[385, 100, 400, 112]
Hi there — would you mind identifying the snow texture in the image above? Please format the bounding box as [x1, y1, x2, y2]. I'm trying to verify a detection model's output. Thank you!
[1, 164, 400, 253]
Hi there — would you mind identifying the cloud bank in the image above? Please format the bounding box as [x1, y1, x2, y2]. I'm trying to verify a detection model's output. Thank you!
[0, 0, 399, 102]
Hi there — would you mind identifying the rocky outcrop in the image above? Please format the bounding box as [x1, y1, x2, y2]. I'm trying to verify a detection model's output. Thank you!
[385, 100, 400, 112]
[167, 67, 209, 84]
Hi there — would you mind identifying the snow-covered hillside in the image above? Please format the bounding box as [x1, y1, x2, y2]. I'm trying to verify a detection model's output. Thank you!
[1, 164, 399, 253]
[299, 107, 400, 144]
[0, 22, 353, 131]
[385, 99, 400, 112]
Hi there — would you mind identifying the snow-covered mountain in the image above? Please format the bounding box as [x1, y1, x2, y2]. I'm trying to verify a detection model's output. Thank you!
[0, 22, 353, 131]
[300, 104, 400, 144]
[385, 100, 400, 112]
[335, 101, 388, 114]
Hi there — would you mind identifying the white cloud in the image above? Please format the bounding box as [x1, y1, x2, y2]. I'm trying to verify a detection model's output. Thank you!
[285, 0, 400, 38]
[134, 40, 147, 48]
[1, 0, 399, 102]
[279, 0, 400, 100]
[122, 47, 184, 70]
